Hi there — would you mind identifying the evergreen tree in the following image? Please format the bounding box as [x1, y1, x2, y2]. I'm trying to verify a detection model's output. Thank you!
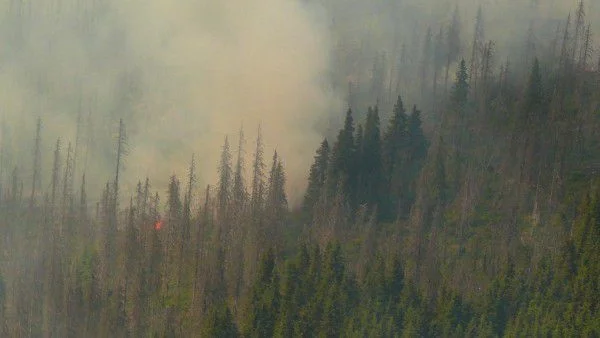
[217, 136, 232, 220]
[244, 249, 280, 337]
[183, 154, 195, 243]
[354, 123, 364, 204]
[233, 126, 247, 210]
[402, 105, 429, 215]
[361, 106, 382, 210]
[326, 108, 356, 202]
[251, 126, 265, 215]
[267, 151, 287, 216]
[303, 138, 329, 215]
[451, 59, 469, 110]
[525, 58, 543, 123]
[266, 151, 288, 253]
[201, 304, 239, 338]
[382, 96, 408, 219]
[30, 117, 41, 208]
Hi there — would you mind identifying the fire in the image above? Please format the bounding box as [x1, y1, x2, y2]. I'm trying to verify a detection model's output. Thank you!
[154, 219, 163, 231]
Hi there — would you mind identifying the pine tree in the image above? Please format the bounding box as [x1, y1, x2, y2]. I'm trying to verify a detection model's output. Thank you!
[167, 175, 182, 231]
[244, 248, 280, 337]
[382, 96, 408, 219]
[201, 303, 239, 338]
[402, 105, 429, 216]
[266, 151, 288, 253]
[326, 109, 356, 203]
[361, 106, 382, 210]
[233, 126, 247, 211]
[354, 123, 364, 203]
[451, 59, 469, 110]
[217, 136, 232, 221]
[251, 126, 265, 216]
[525, 58, 543, 123]
[30, 117, 41, 208]
[112, 119, 126, 228]
[183, 154, 195, 244]
[267, 151, 288, 215]
[303, 138, 329, 215]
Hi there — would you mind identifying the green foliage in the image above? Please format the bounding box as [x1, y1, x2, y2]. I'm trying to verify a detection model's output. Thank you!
[3, 4, 600, 337]
[451, 59, 469, 109]
[201, 303, 239, 338]
[243, 249, 281, 338]
[326, 108, 357, 202]
[304, 139, 329, 215]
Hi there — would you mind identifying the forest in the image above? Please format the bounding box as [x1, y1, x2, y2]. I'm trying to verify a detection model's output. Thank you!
[1, 0, 600, 337]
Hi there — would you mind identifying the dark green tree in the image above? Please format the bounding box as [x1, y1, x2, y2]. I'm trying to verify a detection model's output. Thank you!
[451, 59, 469, 110]
[525, 57, 543, 123]
[326, 108, 356, 202]
[360, 106, 382, 210]
[303, 138, 329, 216]
[382, 96, 408, 219]
[217, 136, 232, 221]
[201, 303, 239, 338]
[244, 249, 280, 337]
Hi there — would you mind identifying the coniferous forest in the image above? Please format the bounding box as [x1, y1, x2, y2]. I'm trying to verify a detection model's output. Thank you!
[1, 1, 600, 337]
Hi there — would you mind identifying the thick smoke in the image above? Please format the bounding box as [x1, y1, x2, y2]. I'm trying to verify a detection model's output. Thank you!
[0, 0, 341, 206]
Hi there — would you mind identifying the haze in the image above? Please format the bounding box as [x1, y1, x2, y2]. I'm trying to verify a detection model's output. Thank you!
[0, 0, 597, 205]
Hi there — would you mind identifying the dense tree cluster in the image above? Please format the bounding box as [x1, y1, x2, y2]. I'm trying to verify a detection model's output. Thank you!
[303, 98, 428, 222]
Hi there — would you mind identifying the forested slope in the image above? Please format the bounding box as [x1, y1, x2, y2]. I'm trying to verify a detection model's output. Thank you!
[1, 1, 600, 337]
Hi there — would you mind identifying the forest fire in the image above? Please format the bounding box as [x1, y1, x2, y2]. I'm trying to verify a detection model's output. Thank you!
[154, 219, 163, 231]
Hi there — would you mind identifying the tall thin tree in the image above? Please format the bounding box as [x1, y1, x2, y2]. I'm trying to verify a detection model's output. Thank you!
[30, 117, 41, 208]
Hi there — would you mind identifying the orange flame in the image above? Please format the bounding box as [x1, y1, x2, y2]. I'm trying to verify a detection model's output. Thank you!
[154, 219, 163, 231]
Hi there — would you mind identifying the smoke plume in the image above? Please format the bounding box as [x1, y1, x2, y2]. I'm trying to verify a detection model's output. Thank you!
[0, 0, 342, 206]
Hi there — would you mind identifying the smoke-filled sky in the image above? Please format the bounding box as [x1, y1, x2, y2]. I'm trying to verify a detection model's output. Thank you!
[0, 0, 341, 206]
[0, 0, 597, 206]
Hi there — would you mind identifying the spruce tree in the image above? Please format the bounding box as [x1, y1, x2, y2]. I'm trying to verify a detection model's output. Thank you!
[303, 138, 329, 215]
[244, 249, 280, 337]
[327, 108, 356, 204]
[251, 126, 265, 216]
[361, 106, 382, 210]
[30, 117, 41, 208]
[382, 96, 408, 219]
[451, 59, 469, 110]
[525, 58, 543, 123]
[217, 136, 232, 220]
[201, 304, 239, 338]
[233, 126, 247, 211]
[267, 151, 287, 215]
